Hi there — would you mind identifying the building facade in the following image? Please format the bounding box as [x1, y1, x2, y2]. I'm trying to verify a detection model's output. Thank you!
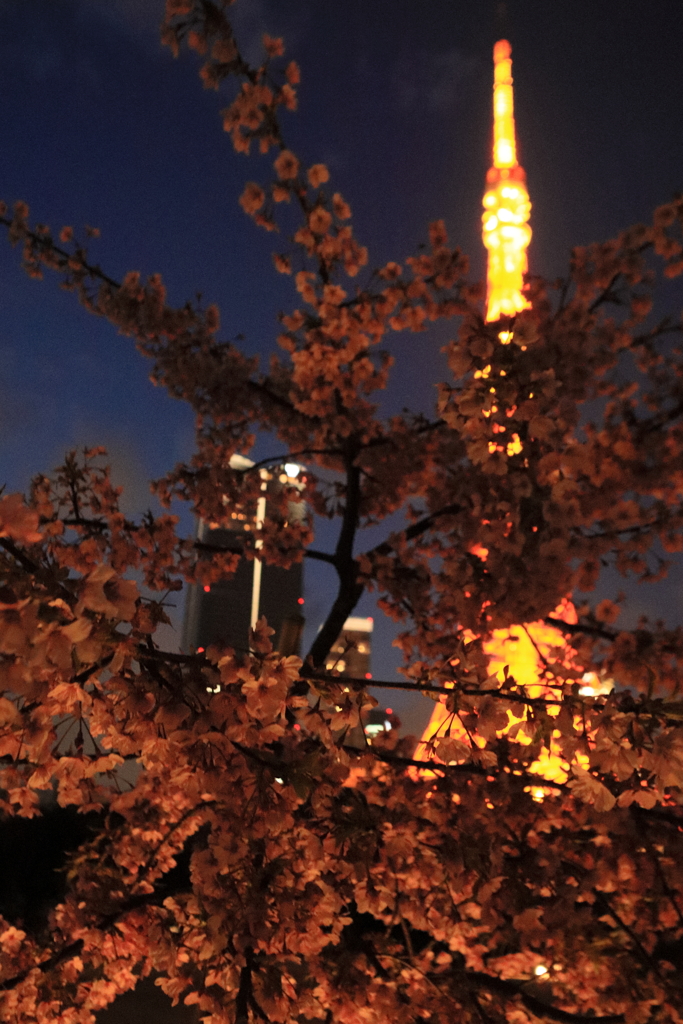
[323, 615, 373, 678]
[182, 456, 305, 657]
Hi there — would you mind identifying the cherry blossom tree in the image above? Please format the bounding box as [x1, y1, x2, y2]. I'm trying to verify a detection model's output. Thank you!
[2, 2, 683, 1022]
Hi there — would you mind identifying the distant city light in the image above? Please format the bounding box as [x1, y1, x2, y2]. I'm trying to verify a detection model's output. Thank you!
[203, 585, 211, 592]
[365, 672, 372, 679]
[197, 647, 205, 653]
[284, 462, 300, 478]
[344, 616, 374, 632]
[534, 965, 549, 977]
[298, 597, 305, 605]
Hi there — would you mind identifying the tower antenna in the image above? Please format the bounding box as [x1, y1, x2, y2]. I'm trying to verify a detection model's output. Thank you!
[495, 1, 510, 41]
[482, 37, 532, 322]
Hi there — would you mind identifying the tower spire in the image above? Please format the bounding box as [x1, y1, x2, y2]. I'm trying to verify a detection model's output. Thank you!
[482, 39, 531, 323]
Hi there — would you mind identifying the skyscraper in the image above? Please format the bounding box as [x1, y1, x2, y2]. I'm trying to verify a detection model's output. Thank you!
[323, 616, 391, 745]
[323, 615, 373, 679]
[182, 456, 305, 657]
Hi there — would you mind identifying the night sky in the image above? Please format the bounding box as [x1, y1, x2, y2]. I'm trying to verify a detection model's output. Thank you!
[1, 0, 682, 735]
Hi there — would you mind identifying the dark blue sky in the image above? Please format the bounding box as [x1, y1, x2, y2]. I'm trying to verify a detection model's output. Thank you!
[1, 0, 682, 732]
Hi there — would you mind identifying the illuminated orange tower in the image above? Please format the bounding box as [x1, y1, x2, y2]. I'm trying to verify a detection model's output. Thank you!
[414, 43, 574, 774]
[482, 39, 532, 322]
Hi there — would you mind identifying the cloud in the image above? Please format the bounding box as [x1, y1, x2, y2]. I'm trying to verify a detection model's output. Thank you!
[392, 47, 482, 113]
[46, 430, 158, 518]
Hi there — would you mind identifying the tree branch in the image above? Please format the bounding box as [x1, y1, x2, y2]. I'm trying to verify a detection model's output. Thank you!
[0, 215, 325, 433]
[242, 448, 343, 472]
[306, 450, 364, 668]
[353, 748, 567, 791]
[364, 502, 464, 560]
[0, 537, 76, 606]
[0, 938, 85, 993]
[304, 549, 338, 565]
[0, 536, 44, 577]
[235, 950, 254, 1024]
[303, 669, 568, 707]
[0, 802, 212, 995]
[545, 616, 617, 641]
[466, 971, 625, 1024]
[0, 214, 119, 288]
[305, 499, 464, 667]
[588, 272, 623, 315]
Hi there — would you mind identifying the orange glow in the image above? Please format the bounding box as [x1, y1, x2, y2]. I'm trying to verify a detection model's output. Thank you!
[415, 600, 580, 788]
[483, 40, 532, 323]
[417, 49, 564, 786]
